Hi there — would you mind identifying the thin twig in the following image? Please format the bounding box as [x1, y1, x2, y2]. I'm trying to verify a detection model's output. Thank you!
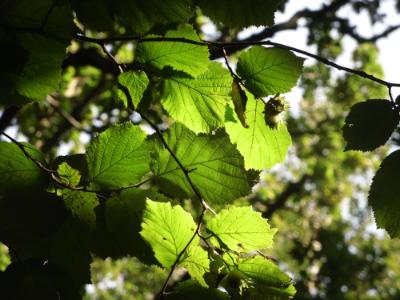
[1, 131, 55, 173]
[47, 96, 88, 131]
[100, 44, 124, 73]
[139, 114, 217, 215]
[75, 34, 400, 88]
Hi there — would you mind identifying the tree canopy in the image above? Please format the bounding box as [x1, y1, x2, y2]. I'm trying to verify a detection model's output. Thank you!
[1, 0, 400, 299]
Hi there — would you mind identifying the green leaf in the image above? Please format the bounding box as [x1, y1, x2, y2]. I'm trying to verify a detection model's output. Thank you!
[71, 0, 114, 31]
[197, 0, 281, 28]
[98, 188, 170, 264]
[61, 190, 99, 231]
[0, 191, 67, 245]
[0, 30, 29, 104]
[86, 122, 150, 189]
[57, 162, 81, 187]
[2, 0, 74, 39]
[136, 25, 209, 77]
[368, 150, 400, 237]
[73, 0, 193, 33]
[0, 142, 49, 197]
[206, 206, 277, 253]
[165, 280, 230, 300]
[225, 94, 292, 170]
[237, 46, 304, 97]
[237, 256, 291, 288]
[15, 33, 68, 100]
[118, 70, 149, 108]
[231, 79, 248, 128]
[113, 0, 193, 33]
[1, 0, 73, 102]
[140, 199, 197, 268]
[244, 284, 296, 300]
[160, 62, 232, 133]
[343, 99, 399, 151]
[181, 246, 210, 287]
[151, 123, 251, 204]
[52, 154, 88, 182]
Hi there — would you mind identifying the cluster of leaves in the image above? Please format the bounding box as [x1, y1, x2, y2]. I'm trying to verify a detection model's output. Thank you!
[0, 0, 304, 299]
[342, 99, 400, 239]
[1, 0, 399, 299]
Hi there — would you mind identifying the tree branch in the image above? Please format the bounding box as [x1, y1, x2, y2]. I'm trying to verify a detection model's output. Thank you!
[263, 174, 309, 219]
[75, 34, 400, 89]
[0, 106, 21, 132]
[41, 75, 106, 153]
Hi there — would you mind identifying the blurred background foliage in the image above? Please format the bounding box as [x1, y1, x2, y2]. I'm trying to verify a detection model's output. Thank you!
[1, 0, 400, 299]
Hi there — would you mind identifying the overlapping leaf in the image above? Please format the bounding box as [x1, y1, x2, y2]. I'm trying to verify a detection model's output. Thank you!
[140, 199, 197, 268]
[99, 188, 170, 263]
[16, 218, 92, 288]
[206, 206, 277, 252]
[197, 0, 281, 28]
[0, 0, 73, 103]
[369, 150, 400, 237]
[225, 94, 292, 170]
[118, 70, 149, 108]
[237, 256, 291, 287]
[237, 46, 304, 97]
[113, 0, 193, 33]
[181, 246, 210, 287]
[57, 162, 81, 187]
[160, 62, 232, 133]
[73, 0, 193, 33]
[61, 190, 99, 231]
[0, 142, 49, 196]
[244, 284, 297, 300]
[86, 122, 150, 189]
[165, 280, 230, 300]
[151, 123, 251, 203]
[0, 191, 67, 245]
[136, 25, 209, 77]
[343, 99, 399, 151]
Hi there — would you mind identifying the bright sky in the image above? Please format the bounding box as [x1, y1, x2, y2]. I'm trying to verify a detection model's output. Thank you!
[272, 1, 399, 237]
[273, 0, 400, 94]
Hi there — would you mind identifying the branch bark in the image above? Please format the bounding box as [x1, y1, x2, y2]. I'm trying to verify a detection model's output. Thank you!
[263, 174, 309, 219]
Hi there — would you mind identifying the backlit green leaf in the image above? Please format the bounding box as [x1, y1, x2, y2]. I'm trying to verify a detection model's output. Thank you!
[151, 123, 251, 203]
[99, 188, 170, 264]
[237, 46, 304, 97]
[160, 62, 232, 133]
[140, 199, 197, 268]
[86, 122, 150, 189]
[225, 94, 292, 170]
[136, 25, 209, 77]
[237, 256, 291, 287]
[182, 246, 210, 287]
[57, 162, 81, 187]
[206, 206, 277, 253]
[118, 70, 149, 108]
